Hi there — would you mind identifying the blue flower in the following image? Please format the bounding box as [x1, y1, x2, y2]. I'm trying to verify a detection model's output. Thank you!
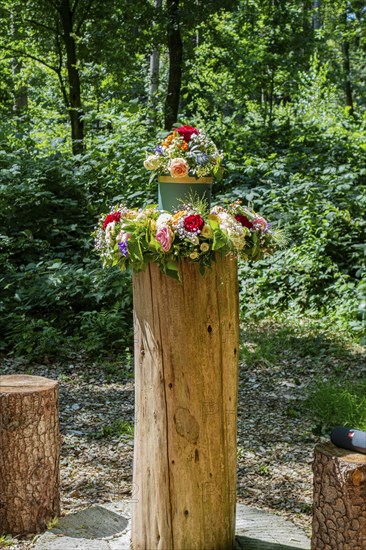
[192, 152, 209, 166]
[118, 241, 128, 257]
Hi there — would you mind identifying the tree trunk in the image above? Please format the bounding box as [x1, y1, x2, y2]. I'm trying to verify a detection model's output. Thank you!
[312, 0, 321, 30]
[11, 16, 28, 112]
[341, 39, 354, 116]
[12, 58, 28, 112]
[312, 441, 366, 549]
[148, 0, 162, 127]
[0, 375, 60, 535]
[132, 257, 239, 550]
[164, 0, 183, 131]
[59, 0, 84, 154]
[149, 49, 160, 98]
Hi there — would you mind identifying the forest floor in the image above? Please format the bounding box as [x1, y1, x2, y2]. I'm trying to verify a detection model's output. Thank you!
[1, 319, 365, 548]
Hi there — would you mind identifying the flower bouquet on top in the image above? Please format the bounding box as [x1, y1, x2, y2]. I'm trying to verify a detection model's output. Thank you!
[94, 198, 284, 281]
[143, 125, 224, 181]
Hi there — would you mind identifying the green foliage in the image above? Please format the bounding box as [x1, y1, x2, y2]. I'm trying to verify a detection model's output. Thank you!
[212, 91, 366, 340]
[0, 133, 135, 360]
[241, 319, 366, 437]
[94, 418, 134, 440]
[0, 0, 365, 360]
[0, 535, 14, 548]
[304, 381, 366, 435]
[46, 517, 59, 530]
[240, 318, 354, 368]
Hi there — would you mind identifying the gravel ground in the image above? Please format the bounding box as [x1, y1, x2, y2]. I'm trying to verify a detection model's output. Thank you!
[2, 326, 365, 548]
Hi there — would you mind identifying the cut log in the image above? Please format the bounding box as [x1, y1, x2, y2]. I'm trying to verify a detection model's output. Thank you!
[312, 441, 366, 550]
[132, 256, 239, 550]
[0, 375, 60, 535]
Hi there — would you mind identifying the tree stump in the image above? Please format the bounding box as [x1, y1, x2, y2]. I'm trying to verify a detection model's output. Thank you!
[0, 375, 60, 535]
[132, 257, 239, 550]
[312, 441, 366, 550]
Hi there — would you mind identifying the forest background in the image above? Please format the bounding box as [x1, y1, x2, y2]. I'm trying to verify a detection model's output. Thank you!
[0, 0, 365, 362]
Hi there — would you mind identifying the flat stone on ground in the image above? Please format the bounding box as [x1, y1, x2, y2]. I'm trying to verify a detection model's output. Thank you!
[34, 501, 310, 550]
[48, 504, 128, 539]
[236, 504, 310, 549]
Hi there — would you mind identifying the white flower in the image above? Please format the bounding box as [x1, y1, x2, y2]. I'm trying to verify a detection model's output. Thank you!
[144, 155, 161, 171]
[117, 230, 131, 242]
[105, 221, 116, 244]
[217, 212, 245, 250]
[156, 213, 172, 229]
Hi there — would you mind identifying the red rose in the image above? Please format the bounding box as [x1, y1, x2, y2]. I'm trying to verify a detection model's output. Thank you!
[102, 211, 121, 230]
[235, 214, 253, 229]
[183, 214, 205, 233]
[176, 125, 199, 142]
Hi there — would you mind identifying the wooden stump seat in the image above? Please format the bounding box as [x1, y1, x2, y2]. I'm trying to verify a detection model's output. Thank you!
[0, 375, 60, 535]
[312, 441, 366, 550]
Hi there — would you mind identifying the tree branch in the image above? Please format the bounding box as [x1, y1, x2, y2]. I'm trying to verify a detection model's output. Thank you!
[23, 18, 58, 34]
[0, 46, 59, 74]
[72, 0, 81, 15]
[75, 0, 94, 34]
[44, 0, 61, 11]
[55, 26, 70, 108]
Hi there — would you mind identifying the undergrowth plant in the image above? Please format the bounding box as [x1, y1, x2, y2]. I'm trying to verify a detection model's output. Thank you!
[304, 381, 366, 435]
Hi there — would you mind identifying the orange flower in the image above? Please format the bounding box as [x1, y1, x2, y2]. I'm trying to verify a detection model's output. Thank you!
[169, 158, 189, 178]
[171, 210, 186, 225]
[162, 131, 177, 148]
[178, 141, 189, 151]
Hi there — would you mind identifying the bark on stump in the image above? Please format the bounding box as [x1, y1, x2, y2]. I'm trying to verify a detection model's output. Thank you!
[132, 257, 239, 550]
[0, 375, 60, 535]
[312, 441, 366, 550]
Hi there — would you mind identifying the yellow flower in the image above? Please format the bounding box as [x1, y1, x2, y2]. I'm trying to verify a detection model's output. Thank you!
[162, 132, 176, 148]
[190, 251, 199, 260]
[150, 220, 157, 232]
[144, 155, 161, 170]
[171, 210, 186, 225]
[201, 224, 213, 238]
[200, 242, 210, 253]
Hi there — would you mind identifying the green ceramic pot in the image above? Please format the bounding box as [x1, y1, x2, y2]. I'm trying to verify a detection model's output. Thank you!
[158, 176, 213, 212]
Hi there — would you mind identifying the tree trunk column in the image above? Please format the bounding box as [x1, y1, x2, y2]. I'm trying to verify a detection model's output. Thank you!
[132, 257, 239, 550]
[0, 375, 60, 535]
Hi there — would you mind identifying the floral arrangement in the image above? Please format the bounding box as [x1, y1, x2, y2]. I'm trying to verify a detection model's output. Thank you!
[94, 199, 283, 280]
[144, 125, 223, 180]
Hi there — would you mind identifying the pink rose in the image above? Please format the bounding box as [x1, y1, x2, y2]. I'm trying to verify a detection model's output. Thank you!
[156, 226, 173, 252]
[252, 216, 268, 231]
[169, 158, 189, 178]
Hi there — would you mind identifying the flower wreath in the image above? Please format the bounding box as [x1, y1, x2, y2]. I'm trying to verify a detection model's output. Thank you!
[94, 200, 283, 280]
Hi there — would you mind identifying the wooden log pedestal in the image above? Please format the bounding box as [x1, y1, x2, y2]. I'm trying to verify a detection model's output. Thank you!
[0, 375, 60, 535]
[312, 441, 366, 550]
[132, 256, 239, 550]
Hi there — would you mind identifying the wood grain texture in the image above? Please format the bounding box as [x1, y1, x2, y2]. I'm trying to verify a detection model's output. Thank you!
[132, 256, 239, 550]
[0, 375, 60, 535]
[312, 441, 366, 550]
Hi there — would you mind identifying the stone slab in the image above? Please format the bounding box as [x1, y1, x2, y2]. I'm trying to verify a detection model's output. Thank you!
[49, 504, 128, 539]
[34, 501, 310, 550]
[236, 504, 310, 549]
[34, 533, 111, 550]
